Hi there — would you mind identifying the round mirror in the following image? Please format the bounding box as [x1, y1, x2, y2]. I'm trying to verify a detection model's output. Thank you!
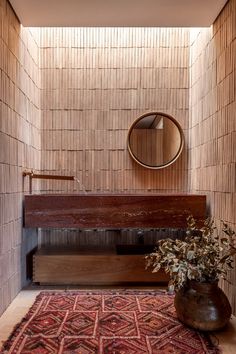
[127, 112, 184, 169]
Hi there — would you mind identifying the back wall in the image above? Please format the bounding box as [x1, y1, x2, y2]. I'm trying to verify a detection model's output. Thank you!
[40, 27, 189, 193]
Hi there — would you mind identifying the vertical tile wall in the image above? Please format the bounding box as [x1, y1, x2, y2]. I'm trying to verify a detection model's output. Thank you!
[0, 0, 40, 315]
[189, 0, 236, 313]
[40, 28, 189, 194]
[39, 27, 189, 247]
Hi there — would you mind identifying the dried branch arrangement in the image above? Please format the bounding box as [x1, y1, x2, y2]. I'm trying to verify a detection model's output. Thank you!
[146, 216, 236, 290]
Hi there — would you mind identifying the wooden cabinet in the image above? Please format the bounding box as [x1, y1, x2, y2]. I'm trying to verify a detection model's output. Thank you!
[33, 248, 169, 285]
[25, 194, 206, 285]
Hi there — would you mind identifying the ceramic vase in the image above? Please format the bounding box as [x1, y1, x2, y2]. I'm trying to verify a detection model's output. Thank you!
[174, 280, 232, 331]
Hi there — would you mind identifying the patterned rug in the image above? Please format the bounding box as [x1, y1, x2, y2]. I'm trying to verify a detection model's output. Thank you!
[0, 290, 220, 354]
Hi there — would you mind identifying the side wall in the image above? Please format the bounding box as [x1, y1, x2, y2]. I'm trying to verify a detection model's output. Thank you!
[189, 0, 236, 312]
[0, 0, 40, 315]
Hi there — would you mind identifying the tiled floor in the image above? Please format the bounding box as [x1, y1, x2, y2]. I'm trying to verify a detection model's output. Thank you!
[0, 289, 236, 353]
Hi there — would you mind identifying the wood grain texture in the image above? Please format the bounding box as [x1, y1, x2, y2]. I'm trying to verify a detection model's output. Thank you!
[33, 249, 169, 285]
[24, 194, 206, 228]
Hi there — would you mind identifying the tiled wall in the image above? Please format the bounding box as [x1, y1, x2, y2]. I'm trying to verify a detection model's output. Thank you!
[189, 0, 236, 313]
[39, 27, 189, 248]
[40, 28, 189, 194]
[0, 0, 40, 315]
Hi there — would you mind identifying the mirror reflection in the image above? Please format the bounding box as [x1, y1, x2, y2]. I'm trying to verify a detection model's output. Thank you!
[128, 112, 184, 169]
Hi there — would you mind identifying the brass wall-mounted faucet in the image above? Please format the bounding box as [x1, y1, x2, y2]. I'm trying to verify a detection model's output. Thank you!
[23, 170, 75, 194]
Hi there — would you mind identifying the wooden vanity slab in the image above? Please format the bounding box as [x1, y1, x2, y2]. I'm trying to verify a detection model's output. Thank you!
[24, 194, 206, 229]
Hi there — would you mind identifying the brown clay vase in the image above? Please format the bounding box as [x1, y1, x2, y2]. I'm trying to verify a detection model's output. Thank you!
[174, 280, 232, 331]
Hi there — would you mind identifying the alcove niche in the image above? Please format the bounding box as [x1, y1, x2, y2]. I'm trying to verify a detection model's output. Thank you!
[0, 0, 235, 315]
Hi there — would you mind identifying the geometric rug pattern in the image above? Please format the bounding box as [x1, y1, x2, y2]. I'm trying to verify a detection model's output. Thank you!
[0, 290, 220, 353]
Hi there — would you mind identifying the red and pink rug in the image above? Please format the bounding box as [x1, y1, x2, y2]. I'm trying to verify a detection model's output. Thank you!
[1, 290, 220, 353]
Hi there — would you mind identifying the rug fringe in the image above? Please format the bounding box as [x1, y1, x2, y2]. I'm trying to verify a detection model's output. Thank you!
[0, 291, 46, 353]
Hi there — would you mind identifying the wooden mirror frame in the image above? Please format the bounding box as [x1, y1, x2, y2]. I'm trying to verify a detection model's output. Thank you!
[127, 112, 184, 169]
